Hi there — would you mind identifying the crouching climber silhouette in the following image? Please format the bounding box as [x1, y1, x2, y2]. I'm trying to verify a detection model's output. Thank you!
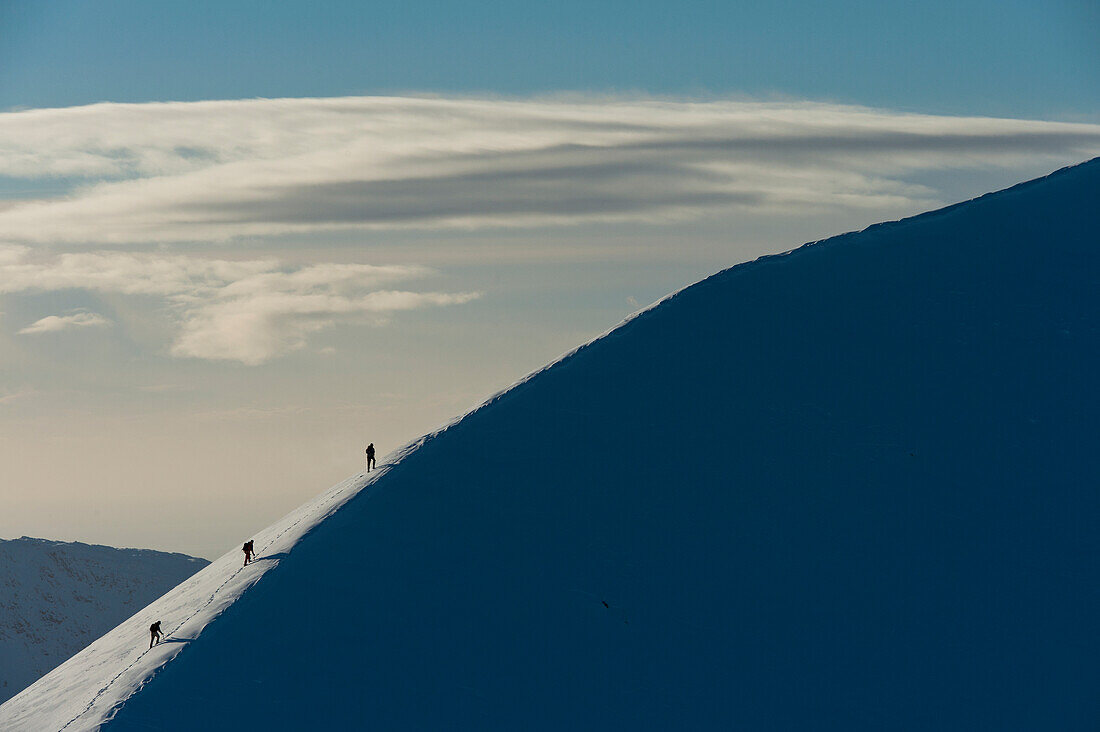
[149, 620, 163, 648]
[242, 539, 255, 566]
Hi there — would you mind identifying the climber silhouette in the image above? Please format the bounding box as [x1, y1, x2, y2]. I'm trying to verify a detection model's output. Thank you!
[366, 442, 376, 472]
[149, 620, 163, 648]
[242, 539, 255, 566]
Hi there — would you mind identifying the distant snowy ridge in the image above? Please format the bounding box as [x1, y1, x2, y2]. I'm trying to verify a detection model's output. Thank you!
[0, 537, 207, 705]
[3, 157, 1099, 731]
[0, 468, 396, 731]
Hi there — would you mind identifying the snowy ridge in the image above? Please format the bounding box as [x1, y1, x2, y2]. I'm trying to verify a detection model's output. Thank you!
[0, 297, 668, 731]
[0, 464, 395, 731]
[0, 538, 207, 705]
[0, 257, 725, 730]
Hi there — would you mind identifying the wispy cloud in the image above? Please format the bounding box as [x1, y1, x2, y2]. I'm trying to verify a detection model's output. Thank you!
[171, 284, 479, 365]
[0, 388, 38, 405]
[0, 247, 479, 363]
[18, 311, 111, 335]
[0, 96, 1098, 244]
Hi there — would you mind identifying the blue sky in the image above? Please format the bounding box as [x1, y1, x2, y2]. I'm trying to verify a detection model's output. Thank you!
[2, 0, 1097, 118]
[1, 2, 1099, 558]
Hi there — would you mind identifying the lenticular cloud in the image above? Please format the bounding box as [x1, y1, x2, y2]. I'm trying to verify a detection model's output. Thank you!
[0, 96, 1098, 244]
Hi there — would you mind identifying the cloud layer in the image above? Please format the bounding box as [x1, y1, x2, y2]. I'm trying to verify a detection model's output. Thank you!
[0, 246, 479, 363]
[18, 311, 111, 335]
[1, 96, 1099, 244]
[2, 95, 1098, 364]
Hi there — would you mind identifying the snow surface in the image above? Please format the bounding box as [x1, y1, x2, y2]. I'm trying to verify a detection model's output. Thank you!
[3, 158, 1099, 730]
[0, 537, 207, 705]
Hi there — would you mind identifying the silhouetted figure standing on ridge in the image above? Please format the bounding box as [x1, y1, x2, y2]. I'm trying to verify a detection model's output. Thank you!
[242, 539, 255, 566]
[366, 443, 376, 472]
[149, 620, 163, 648]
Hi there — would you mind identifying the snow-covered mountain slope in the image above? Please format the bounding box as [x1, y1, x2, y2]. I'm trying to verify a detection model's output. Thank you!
[4, 158, 1099, 731]
[0, 537, 207, 705]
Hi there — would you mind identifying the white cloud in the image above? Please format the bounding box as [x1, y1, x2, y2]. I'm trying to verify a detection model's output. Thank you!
[2, 96, 1097, 363]
[0, 249, 479, 363]
[170, 285, 480, 365]
[0, 96, 1097, 244]
[19, 311, 112, 335]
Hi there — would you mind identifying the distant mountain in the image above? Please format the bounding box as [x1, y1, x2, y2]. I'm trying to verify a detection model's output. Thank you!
[2, 158, 1098, 731]
[0, 537, 207, 704]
